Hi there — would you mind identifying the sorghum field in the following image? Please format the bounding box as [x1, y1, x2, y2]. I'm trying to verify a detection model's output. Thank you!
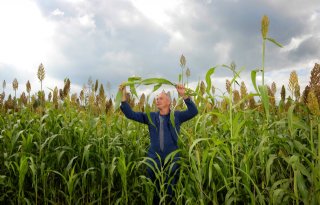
[1, 16, 320, 205]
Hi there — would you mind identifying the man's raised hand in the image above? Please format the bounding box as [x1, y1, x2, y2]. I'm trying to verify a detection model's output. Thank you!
[176, 84, 187, 99]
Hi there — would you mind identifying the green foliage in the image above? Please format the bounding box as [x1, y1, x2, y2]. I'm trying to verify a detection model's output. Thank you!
[1, 70, 320, 204]
[1, 16, 319, 205]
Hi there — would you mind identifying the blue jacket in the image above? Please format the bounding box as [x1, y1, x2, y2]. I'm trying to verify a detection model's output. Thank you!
[120, 98, 198, 160]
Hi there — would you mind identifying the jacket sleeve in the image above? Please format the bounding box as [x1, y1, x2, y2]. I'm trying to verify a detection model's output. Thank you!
[176, 98, 198, 123]
[120, 101, 149, 124]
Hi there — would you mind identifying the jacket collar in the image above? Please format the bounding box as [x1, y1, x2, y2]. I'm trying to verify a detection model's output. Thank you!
[157, 110, 171, 117]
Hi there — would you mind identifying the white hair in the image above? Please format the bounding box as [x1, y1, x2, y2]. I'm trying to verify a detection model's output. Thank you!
[160, 90, 171, 102]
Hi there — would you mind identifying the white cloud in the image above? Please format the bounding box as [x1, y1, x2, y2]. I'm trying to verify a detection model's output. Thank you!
[213, 41, 232, 63]
[78, 14, 96, 29]
[117, 9, 142, 26]
[164, 31, 190, 54]
[0, 0, 55, 75]
[130, 0, 182, 29]
[103, 51, 134, 63]
[309, 12, 318, 21]
[64, 0, 86, 4]
[281, 34, 312, 52]
[130, 0, 192, 54]
[52, 8, 64, 16]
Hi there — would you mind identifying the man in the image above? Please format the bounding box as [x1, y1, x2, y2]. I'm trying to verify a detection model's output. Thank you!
[119, 83, 198, 203]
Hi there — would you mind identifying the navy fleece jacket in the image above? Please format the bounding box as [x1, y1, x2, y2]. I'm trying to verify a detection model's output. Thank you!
[120, 98, 198, 160]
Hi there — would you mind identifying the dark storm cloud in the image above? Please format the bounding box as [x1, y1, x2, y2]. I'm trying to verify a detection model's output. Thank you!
[32, 0, 319, 94]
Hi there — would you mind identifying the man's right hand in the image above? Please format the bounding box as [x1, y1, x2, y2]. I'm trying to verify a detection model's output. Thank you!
[176, 84, 187, 99]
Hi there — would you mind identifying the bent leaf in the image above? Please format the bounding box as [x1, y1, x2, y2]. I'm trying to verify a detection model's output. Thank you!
[205, 67, 216, 95]
[153, 84, 162, 92]
[251, 69, 260, 94]
[266, 37, 283, 48]
[141, 78, 175, 86]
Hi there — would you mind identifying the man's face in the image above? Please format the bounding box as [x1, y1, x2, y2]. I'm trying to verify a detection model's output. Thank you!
[156, 92, 170, 110]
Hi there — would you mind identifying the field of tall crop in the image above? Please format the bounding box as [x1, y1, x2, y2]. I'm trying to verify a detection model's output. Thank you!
[1, 16, 320, 205]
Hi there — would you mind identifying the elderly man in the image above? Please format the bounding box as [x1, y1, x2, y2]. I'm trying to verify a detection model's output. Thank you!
[119, 83, 198, 203]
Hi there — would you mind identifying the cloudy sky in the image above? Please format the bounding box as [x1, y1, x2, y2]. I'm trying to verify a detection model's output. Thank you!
[0, 0, 319, 99]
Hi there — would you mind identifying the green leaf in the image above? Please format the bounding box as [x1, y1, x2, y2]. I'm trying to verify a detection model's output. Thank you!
[127, 76, 141, 98]
[185, 88, 196, 96]
[266, 154, 277, 185]
[225, 187, 237, 205]
[141, 78, 175, 86]
[205, 67, 216, 95]
[114, 90, 122, 111]
[170, 110, 175, 128]
[0, 175, 6, 185]
[208, 157, 213, 186]
[18, 156, 28, 194]
[189, 138, 210, 156]
[288, 104, 295, 136]
[266, 37, 283, 48]
[164, 149, 180, 167]
[145, 103, 156, 128]
[123, 81, 138, 86]
[213, 163, 228, 187]
[221, 64, 228, 68]
[318, 124, 320, 161]
[81, 144, 92, 168]
[294, 160, 311, 180]
[128, 76, 141, 81]
[296, 171, 308, 202]
[153, 84, 162, 92]
[272, 188, 287, 204]
[251, 69, 260, 94]
[129, 84, 138, 98]
[259, 85, 269, 119]
[230, 68, 243, 86]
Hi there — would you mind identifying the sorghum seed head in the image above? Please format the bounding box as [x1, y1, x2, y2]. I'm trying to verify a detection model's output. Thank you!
[261, 15, 269, 39]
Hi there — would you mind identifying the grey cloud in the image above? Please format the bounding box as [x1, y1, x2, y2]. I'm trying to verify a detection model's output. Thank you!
[158, 0, 308, 77]
[34, 0, 178, 87]
[288, 36, 320, 61]
[32, 0, 320, 95]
